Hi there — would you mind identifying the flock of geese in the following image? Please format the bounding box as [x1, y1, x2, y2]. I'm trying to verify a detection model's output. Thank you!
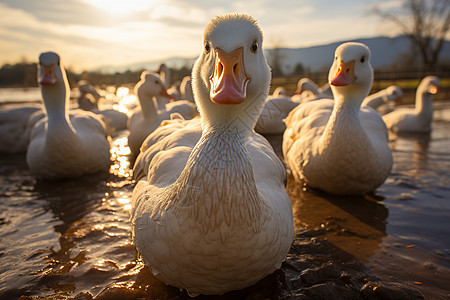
[0, 13, 441, 296]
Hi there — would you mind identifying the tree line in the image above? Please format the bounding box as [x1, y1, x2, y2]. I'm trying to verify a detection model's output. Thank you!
[0, 62, 192, 88]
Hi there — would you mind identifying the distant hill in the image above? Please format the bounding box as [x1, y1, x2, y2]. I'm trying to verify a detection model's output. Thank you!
[271, 35, 450, 74]
[92, 35, 450, 74]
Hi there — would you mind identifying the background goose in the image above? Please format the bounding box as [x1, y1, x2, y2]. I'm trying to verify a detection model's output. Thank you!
[77, 80, 101, 111]
[0, 103, 43, 153]
[254, 96, 298, 134]
[382, 76, 439, 133]
[27, 52, 111, 180]
[128, 71, 196, 157]
[77, 80, 129, 136]
[131, 13, 294, 296]
[156, 63, 171, 89]
[271, 86, 287, 97]
[180, 76, 194, 102]
[283, 42, 393, 195]
[362, 85, 403, 115]
[291, 78, 331, 104]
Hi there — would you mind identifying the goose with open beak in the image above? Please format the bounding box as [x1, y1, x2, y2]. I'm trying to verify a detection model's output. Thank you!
[131, 13, 293, 296]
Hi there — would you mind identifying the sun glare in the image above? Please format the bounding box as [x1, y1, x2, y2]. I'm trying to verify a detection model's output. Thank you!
[82, 0, 160, 15]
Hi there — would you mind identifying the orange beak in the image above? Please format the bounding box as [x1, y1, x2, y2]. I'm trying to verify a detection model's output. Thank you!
[39, 64, 57, 85]
[329, 60, 356, 86]
[160, 85, 174, 100]
[209, 47, 250, 105]
[294, 87, 302, 95]
[429, 85, 438, 95]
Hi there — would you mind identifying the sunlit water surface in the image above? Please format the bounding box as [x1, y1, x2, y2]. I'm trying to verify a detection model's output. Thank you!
[0, 91, 449, 299]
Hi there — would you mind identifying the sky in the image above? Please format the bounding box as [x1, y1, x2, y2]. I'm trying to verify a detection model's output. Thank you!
[0, 0, 404, 72]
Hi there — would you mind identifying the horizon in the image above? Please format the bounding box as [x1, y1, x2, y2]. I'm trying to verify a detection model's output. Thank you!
[0, 0, 432, 72]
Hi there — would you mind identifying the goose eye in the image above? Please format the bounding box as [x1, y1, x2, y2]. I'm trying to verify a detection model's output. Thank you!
[360, 56, 366, 63]
[334, 55, 338, 60]
[155, 80, 159, 84]
[251, 40, 258, 53]
[204, 42, 210, 53]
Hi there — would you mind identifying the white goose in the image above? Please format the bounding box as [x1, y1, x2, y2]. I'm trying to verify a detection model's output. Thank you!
[77, 80, 101, 110]
[128, 71, 197, 156]
[131, 14, 294, 296]
[291, 78, 331, 104]
[271, 86, 287, 97]
[362, 85, 403, 114]
[27, 52, 110, 179]
[382, 76, 439, 133]
[283, 42, 393, 195]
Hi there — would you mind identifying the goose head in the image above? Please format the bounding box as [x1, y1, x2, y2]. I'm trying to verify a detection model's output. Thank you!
[191, 13, 271, 133]
[273, 86, 287, 97]
[328, 42, 373, 105]
[134, 71, 172, 103]
[38, 51, 70, 110]
[294, 78, 318, 95]
[385, 85, 403, 105]
[418, 76, 439, 99]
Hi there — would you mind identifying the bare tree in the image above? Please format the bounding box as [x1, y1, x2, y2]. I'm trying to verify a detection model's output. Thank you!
[373, 0, 450, 72]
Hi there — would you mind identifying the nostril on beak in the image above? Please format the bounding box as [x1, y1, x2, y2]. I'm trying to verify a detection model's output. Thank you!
[218, 62, 223, 76]
[233, 63, 239, 77]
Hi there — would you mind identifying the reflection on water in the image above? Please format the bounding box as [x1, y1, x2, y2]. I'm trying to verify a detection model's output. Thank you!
[110, 136, 131, 178]
[0, 99, 449, 299]
[108, 86, 138, 114]
[287, 181, 388, 262]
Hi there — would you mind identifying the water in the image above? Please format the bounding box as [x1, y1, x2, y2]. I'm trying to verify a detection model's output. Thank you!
[0, 89, 449, 299]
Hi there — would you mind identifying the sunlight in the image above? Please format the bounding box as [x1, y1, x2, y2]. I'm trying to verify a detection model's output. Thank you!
[110, 137, 131, 178]
[118, 197, 132, 211]
[81, 0, 161, 15]
[113, 86, 137, 114]
[116, 87, 129, 98]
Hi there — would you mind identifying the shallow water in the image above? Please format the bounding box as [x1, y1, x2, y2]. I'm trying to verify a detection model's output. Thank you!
[0, 95, 449, 299]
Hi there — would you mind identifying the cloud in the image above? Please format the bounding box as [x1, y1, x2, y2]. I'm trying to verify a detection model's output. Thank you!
[0, 0, 400, 71]
[0, 2, 203, 70]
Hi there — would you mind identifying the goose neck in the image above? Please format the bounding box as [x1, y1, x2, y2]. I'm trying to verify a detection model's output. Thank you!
[137, 89, 158, 119]
[156, 126, 267, 236]
[320, 98, 369, 150]
[415, 91, 433, 119]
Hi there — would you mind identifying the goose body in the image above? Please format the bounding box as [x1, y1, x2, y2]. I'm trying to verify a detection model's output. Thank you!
[362, 85, 403, 114]
[382, 76, 439, 133]
[255, 96, 298, 134]
[131, 14, 293, 296]
[0, 103, 44, 153]
[283, 43, 393, 195]
[128, 71, 197, 156]
[26, 52, 111, 179]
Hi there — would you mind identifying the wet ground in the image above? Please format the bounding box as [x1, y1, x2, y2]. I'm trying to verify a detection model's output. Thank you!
[0, 98, 449, 299]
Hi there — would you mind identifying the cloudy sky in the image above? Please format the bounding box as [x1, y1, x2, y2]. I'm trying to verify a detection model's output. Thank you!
[0, 0, 403, 72]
